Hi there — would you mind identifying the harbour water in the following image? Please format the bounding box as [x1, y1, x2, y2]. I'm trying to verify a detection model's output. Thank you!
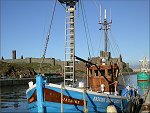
[0, 74, 149, 112]
[1, 85, 29, 112]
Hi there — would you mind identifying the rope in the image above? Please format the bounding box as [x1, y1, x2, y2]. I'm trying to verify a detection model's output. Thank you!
[39, 0, 57, 73]
[106, 94, 113, 104]
[120, 96, 124, 113]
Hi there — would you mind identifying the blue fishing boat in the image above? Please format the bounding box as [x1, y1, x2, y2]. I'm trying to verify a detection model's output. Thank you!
[26, 0, 143, 112]
[137, 57, 150, 81]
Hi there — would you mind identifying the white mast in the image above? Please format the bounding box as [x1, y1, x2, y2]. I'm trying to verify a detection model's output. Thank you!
[99, 7, 112, 53]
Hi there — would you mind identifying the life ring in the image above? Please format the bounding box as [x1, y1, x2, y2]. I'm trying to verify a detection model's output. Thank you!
[126, 100, 136, 113]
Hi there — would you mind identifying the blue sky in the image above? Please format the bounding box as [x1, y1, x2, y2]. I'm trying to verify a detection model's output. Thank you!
[0, 0, 149, 68]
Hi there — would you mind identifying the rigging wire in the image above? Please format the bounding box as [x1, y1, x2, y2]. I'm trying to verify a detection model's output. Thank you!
[108, 37, 126, 86]
[82, 1, 95, 57]
[108, 33, 118, 57]
[80, 0, 91, 58]
[108, 30, 131, 86]
[77, 0, 80, 18]
[80, 0, 95, 58]
[109, 29, 121, 56]
[39, 0, 57, 73]
[59, 1, 66, 10]
[97, 30, 103, 56]
[107, 36, 116, 58]
[92, 0, 99, 12]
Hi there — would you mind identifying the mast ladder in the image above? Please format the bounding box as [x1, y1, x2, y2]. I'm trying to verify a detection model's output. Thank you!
[64, 5, 75, 86]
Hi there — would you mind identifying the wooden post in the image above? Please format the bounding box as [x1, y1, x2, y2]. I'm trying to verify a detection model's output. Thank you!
[86, 68, 89, 89]
[83, 88, 88, 113]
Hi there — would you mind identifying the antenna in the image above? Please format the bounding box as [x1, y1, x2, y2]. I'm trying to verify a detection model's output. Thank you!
[99, 7, 112, 53]
[100, 4, 102, 23]
[104, 9, 106, 19]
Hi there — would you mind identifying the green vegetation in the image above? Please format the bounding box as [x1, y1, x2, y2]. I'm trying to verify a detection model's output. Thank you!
[122, 67, 133, 72]
[0, 61, 62, 78]
[122, 62, 133, 72]
[0, 59, 133, 78]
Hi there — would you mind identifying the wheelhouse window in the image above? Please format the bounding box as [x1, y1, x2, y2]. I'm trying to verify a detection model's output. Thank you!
[108, 69, 112, 76]
[100, 70, 105, 76]
[94, 70, 98, 76]
[89, 69, 92, 76]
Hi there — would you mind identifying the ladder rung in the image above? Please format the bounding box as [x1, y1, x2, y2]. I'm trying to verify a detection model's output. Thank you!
[65, 79, 74, 81]
[65, 66, 73, 68]
[66, 28, 74, 30]
[65, 61, 73, 63]
[65, 40, 74, 43]
[66, 7, 75, 11]
[66, 16, 74, 18]
[65, 72, 74, 74]
[65, 47, 74, 49]
[66, 9, 74, 12]
[66, 22, 74, 24]
[65, 53, 74, 55]
[66, 10, 74, 13]
[66, 34, 74, 36]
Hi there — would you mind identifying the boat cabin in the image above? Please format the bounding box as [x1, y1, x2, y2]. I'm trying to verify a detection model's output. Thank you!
[87, 51, 120, 94]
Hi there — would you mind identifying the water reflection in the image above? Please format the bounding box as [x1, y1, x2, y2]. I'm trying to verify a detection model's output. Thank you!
[0, 85, 29, 112]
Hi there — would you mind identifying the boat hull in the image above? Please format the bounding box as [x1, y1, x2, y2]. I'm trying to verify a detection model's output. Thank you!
[137, 81, 150, 89]
[26, 83, 128, 112]
[137, 72, 150, 81]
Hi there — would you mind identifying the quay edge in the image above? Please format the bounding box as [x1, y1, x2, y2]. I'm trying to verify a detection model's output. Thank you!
[0, 77, 63, 86]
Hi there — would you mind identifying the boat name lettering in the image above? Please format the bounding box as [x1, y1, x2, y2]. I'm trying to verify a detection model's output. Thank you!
[63, 97, 80, 104]
[93, 96, 120, 103]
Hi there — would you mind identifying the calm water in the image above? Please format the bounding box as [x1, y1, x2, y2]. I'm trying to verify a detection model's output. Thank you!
[0, 85, 29, 112]
[0, 74, 149, 112]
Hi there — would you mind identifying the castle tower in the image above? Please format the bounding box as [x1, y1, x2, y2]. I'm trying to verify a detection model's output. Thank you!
[12, 50, 16, 59]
